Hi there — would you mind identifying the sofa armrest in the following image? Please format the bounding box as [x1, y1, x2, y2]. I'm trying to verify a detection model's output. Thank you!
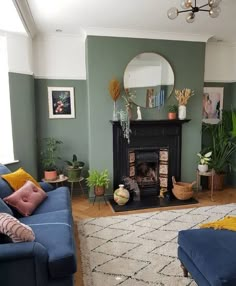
[0, 242, 48, 286]
[39, 181, 55, 192]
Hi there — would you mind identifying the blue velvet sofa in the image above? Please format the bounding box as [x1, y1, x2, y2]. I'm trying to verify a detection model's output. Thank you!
[0, 164, 77, 286]
[178, 228, 236, 286]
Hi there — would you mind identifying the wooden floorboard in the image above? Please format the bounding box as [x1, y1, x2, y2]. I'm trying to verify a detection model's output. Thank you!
[72, 188, 236, 286]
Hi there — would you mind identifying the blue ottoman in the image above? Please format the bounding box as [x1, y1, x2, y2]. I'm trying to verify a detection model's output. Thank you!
[178, 228, 236, 286]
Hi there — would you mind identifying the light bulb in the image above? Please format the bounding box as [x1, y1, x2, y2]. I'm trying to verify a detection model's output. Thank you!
[209, 6, 221, 18]
[167, 7, 178, 20]
[180, 0, 192, 9]
[208, 0, 222, 8]
[186, 12, 195, 23]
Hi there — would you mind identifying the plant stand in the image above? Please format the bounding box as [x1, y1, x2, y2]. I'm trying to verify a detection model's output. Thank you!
[93, 187, 108, 210]
[196, 169, 215, 201]
[68, 177, 84, 199]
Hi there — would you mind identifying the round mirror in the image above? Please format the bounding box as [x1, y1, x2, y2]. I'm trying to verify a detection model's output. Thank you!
[123, 52, 175, 108]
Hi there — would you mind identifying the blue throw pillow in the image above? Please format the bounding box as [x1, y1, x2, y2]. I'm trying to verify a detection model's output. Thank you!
[0, 198, 13, 215]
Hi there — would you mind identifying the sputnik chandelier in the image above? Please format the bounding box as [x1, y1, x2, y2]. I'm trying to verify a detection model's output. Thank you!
[167, 0, 222, 23]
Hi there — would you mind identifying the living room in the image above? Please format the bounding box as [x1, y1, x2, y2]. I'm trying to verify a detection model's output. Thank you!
[1, 0, 236, 285]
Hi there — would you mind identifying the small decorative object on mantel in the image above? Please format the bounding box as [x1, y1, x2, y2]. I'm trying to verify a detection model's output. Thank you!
[167, 104, 178, 120]
[137, 106, 142, 120]
[197, 151, 212, 173]
[108, 78, 121, 121]
[175, 88, 194, 120]
[114, 184, 130, 205]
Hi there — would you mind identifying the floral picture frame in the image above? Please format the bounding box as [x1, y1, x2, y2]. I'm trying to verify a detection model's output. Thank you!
[48, 87, 75, 119]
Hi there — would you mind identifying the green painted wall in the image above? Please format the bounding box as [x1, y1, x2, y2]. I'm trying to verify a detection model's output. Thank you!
[86, 36, 206, 196]
[8, 73, 37, 178]
[34, 79, 88, 178]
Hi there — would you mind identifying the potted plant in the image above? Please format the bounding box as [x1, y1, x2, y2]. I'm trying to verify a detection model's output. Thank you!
[197, 151, 212, 173]
[203, 110, 236, 190]
[65, 154, 85, 181]
[168, 104, 178, 120]
[40, 137, 63, 180]
[86, 169, 110, 196]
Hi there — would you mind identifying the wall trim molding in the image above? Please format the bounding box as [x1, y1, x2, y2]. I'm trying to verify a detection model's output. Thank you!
[204, 80, 236, 83]
[13, 0, 37, 38]
[9, 70, 33, 76]
[84, 27, 212, 42]
[34, 75, 86, 80]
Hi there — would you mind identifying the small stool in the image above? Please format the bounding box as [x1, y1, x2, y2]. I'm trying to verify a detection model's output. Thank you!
[68, 177, 84, 198]
[196, 169, 215, 201]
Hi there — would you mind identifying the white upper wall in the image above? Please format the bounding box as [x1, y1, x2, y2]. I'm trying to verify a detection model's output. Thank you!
[6, 33, 33, 75]
[204, 42, 236, 82]
[33, 34, 86, 80]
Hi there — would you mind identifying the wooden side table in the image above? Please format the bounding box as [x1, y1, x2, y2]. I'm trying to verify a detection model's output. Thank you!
[68, 177, 84, 198]
[196, 169, 215, 201]
[42, 176, 68, 188]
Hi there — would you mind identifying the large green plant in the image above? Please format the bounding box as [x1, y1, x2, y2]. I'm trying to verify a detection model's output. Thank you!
[40, 137, 63, 171]
[86, 169, 110, 188]
[202, 110, 236, 174]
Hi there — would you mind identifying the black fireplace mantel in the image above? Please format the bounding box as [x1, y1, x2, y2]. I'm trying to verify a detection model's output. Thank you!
[111, 119, 190, 190]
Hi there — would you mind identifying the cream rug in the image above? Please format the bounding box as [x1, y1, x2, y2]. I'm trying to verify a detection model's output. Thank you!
[77, 203, 236, 286]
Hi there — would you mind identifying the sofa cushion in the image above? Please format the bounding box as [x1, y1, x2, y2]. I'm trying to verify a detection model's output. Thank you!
[33, 187, 71, 215]
[0, 179, 14, 200]
[178, 229, 236, 285]
[20, 210, 76, 278]
[0, 198, 13, 215]
[0, 213, 35, 243]
[1, 167, 41, 191]
[3, 181, 48, 216]
[0, 164, 11, 175]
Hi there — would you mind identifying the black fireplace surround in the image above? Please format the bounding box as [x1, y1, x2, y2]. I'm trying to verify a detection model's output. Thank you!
[111, 119, 190, 192]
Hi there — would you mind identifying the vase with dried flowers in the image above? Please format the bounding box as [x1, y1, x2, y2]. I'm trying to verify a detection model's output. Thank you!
[175, 88, 194, 120]
[109, 78, 120, 121]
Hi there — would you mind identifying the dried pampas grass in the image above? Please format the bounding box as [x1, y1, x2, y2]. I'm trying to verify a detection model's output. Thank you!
[175, 88, 194, 105]
[109, 79, 120, 101]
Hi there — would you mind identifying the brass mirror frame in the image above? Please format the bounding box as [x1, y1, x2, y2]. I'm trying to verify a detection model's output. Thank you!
[123, 52, 175, 108]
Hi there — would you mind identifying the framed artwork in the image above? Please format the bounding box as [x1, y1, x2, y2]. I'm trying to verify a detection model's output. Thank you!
[48, 87, 75, 119]
[202, 87, 224, 124]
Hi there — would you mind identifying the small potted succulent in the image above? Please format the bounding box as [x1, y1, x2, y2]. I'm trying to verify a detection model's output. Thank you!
[86, 169, 110, 196]
[65, 154, 85, 181]
[168, 104, 178, 120]
[197, 151, 212, 173]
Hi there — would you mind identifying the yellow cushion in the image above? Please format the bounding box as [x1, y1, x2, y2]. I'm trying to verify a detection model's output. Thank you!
[200, 216, 236, 231]
[1, 168, 40, 191]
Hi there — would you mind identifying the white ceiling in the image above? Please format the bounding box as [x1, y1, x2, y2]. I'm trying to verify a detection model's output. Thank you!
[23, 0, 236, 42]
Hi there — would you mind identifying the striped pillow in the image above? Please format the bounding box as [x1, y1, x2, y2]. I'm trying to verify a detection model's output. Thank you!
[0, 213, 35, 243]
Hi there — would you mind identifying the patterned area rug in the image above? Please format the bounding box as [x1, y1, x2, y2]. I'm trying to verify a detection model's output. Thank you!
[77, 203, 236, 286]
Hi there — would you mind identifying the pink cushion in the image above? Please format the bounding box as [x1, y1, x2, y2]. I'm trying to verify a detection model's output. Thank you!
[3, 181, 48, 216]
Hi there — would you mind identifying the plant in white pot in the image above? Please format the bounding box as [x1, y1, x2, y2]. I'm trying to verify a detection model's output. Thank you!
[197, 151, 212, 173]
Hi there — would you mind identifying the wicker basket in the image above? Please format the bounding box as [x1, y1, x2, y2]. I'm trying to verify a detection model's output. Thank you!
[172, 176, 196, 200]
